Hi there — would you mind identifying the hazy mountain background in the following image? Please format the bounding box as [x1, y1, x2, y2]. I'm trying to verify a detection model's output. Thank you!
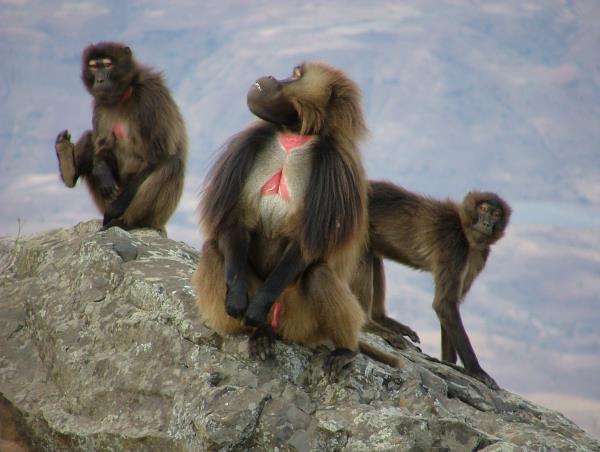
[1, 0, 599, 438]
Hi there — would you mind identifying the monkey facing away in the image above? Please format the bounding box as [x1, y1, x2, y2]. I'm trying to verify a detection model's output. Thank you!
[54, 42, 187, 234]
[365, 181, 511, 389]
[192, 62, 399, 373]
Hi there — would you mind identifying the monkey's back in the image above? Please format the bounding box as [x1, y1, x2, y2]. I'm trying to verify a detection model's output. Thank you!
[369, 181, 468, 272]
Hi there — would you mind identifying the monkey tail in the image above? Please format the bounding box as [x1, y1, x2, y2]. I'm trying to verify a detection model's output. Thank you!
[358, 340, 401, 368]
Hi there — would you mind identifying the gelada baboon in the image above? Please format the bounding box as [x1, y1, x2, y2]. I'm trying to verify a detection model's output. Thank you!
[365, 181, 511, 388]
[192, 62, 399, 373]
[54, 42, 187, 234]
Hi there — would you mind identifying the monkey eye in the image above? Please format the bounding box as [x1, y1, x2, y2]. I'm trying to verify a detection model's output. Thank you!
[492, 209, 502, 218]
[478, 204, 489, 213]
[102, 58, 113, 68]
[292, 66, 302, 80]
[88, 60, 98, 69]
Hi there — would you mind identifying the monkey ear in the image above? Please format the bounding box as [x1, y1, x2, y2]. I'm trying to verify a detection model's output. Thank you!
[123, 46, 132, 57]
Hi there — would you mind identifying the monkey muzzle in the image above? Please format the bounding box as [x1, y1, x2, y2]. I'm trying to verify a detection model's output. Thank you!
[247, 75, 299, 129]
[473, 213, 494, 235]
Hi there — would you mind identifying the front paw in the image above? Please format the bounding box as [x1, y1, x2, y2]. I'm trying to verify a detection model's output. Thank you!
[225, 285, 249, 319]
[243, 299, 270, 327]
[55, 130, 76, 187]
[97, 180, 119, 200]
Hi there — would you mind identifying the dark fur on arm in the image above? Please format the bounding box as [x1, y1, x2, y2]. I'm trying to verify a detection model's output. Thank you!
[244, 241, 308, 326]
[200, 122, 277, 236]
[136, 74, 176, 164]
[220, 226, 252, 319]
[301, 137, 365, 260]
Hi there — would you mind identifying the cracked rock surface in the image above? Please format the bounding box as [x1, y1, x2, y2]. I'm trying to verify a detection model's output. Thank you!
[0, 221, 598, 451]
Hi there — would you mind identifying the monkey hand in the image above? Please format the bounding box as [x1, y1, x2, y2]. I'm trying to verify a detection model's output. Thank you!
[225, 283, 249, 319]
[243, 291, 274, 327]
[55, 130, 77, 187]
[97, 177, 120, 200]
[102, 200, 128, 227]
[94, 134, 116, 154]
[92, 162, 119, 200]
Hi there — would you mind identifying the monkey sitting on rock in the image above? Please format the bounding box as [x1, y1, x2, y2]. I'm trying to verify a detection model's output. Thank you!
[54, 42, 187, 235]
[193, 61, 400, 374]
[361, 181, 511, 389]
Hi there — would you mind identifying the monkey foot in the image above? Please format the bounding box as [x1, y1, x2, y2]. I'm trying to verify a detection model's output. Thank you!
[248, 325, 276, 361]
[467, 368, 500, 390]
[55, 130, 77, 187]
[425, 356, 500, 390]
[323, 348, 357, 377]
[384, 334, 409, 350]
[378, 317, 421, 344]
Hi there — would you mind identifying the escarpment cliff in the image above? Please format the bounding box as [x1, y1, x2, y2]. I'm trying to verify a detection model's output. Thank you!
[0, 221, 597, 451]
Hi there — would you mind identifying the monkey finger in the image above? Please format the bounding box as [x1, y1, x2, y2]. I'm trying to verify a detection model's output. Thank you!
[393, 324, 420, 343]
[109, 186, 120, 202]
[385, 335, 408, 350]
[407, 330, 421, 344]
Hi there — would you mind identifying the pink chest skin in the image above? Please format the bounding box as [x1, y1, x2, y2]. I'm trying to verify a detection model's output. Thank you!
[112, 121, 127, 140]
[260, 133, 314, 200]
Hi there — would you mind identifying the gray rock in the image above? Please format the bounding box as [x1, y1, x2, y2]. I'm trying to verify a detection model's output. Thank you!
[0, 221, 598, 451]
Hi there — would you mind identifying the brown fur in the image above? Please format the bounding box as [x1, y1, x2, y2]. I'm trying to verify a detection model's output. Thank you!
[193, 62, 399, 369]
[0, 396, 32, 452]
[362, 181, 511, 387]
[54, 42, 187, 234]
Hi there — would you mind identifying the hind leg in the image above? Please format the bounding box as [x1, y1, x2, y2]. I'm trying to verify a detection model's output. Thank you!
[281, 264, 365, 374]
[55, 130, 94, 188]
[370, 254, 420, 344]
[105, 155, 183, 232]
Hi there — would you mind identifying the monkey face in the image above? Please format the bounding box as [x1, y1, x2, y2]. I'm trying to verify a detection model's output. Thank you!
[81, 43, 135, 104]
[472, 201, 503, 236]
[88, 58, 113, 91]
[247, 67, 301, 130]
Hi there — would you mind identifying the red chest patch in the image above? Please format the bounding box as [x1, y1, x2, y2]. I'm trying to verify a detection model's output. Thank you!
[260, 169, 289, 200]
[278, 133, 314, 153]
[112, 122, 127, 140]
[259, 133, 314, 200]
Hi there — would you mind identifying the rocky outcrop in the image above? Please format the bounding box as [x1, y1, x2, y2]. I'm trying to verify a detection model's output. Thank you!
[1, 221, 597, 451]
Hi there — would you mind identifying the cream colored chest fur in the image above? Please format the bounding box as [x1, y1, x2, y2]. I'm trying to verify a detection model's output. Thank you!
[95, 105, 145, 176]
[241, 134, 314, 238]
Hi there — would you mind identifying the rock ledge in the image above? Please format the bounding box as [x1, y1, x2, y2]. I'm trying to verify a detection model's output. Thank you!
[1, 221, 597, 451]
